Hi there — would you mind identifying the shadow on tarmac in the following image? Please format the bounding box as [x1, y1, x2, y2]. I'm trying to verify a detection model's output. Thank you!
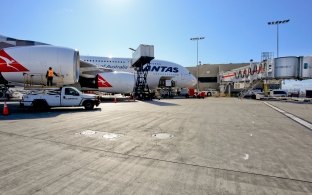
[141, 100, 179, 106]
[0, 102, 102, 120]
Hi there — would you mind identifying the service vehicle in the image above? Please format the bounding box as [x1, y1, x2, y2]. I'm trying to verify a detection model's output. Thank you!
[21, 86, 100, 111]
[255, 92, 265, 100]
[242, 89, 262, 99]
[180, 88, 205, 98]
[269, 89, 288, 97]
[202, 89, 218, 97]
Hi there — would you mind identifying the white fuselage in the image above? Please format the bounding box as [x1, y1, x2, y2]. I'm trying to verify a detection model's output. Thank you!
[0, 34, 197, 94]
[80, 56, 197, 89]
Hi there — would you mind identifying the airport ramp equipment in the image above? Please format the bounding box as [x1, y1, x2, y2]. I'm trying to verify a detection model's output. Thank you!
[220, 56, 312, 84]
[131, 44, 154, 68]
[219, 55, 312, 97]
[131, 45, 155, 100]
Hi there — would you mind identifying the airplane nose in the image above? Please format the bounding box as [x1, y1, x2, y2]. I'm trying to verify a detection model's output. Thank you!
[184, 74, 197, 88]
[191, 74, 197, 87]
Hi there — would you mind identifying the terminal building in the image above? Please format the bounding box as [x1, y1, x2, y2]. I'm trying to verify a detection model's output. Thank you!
[186, 62, 280, 96]
[187, 55, 312, 96]
[187, 63, 248, 92]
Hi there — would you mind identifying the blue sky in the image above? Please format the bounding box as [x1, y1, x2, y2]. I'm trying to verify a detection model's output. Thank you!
[1, 0, 311, 67]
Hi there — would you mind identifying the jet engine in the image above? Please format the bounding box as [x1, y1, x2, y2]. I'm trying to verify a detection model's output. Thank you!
[0, 45, 80, 85]
[97, 71, 135, 94]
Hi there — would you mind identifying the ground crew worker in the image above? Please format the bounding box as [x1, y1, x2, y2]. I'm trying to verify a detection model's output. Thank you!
[46, 67, 58, 86]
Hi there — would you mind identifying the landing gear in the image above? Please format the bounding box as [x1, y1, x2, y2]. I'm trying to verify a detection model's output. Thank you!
[0, 85, 10, 100]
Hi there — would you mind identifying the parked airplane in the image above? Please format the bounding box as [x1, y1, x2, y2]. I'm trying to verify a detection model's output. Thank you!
[0, 45, 135, 93]
[80, 56, 197, 93]
[0, 34, 196, 95]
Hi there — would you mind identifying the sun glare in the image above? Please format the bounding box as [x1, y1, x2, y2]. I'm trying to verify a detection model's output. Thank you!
[96, 0, 133, 8]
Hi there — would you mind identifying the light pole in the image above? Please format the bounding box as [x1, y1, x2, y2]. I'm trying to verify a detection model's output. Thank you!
[190, 36, 205, 91]
[268, 19, 290, 57]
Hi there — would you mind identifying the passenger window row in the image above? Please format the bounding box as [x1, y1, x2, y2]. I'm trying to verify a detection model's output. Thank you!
[83, 59, 161, 65]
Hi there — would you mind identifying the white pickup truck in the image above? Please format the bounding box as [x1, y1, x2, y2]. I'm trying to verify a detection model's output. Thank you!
[21, 86, 100, 111]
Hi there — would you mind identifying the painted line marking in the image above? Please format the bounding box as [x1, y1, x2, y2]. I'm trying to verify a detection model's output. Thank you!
[264, 102, 312, 131]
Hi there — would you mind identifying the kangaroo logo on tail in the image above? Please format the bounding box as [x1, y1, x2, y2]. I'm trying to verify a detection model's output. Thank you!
[0, 50, 29, 72]
[98, 74, 112, 88]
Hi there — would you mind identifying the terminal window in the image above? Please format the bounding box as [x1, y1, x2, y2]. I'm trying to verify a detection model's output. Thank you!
[198, 77, 218, 83]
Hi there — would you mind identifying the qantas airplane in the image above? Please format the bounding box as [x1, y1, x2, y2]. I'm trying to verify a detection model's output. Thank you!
[0, 34, 196, 95]
[80, 56, 197, 93]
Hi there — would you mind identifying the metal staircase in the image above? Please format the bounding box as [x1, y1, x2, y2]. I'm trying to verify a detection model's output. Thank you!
[133, 64, 152, 100]
[130, 44, 154, 100]
[238, 79, 263, 98]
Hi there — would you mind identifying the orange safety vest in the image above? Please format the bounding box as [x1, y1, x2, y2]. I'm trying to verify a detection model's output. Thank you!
[48, 69, 54, 77]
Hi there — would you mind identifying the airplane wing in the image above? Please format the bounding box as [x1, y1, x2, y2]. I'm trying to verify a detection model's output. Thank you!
[80, 60, 112, 78]
[0, 34, 49, 50]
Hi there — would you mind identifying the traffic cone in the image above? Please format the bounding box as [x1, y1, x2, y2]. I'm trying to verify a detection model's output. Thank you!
[3, 101, 9, 116]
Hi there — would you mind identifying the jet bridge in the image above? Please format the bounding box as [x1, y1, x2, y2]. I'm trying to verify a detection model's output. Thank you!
[131, 44, 154, 100]
[219, 55, 312, 96]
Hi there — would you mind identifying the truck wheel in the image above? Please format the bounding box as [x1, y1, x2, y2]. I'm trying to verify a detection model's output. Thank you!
[33, 100, 49, 112]
[84, 101, 94, 110]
